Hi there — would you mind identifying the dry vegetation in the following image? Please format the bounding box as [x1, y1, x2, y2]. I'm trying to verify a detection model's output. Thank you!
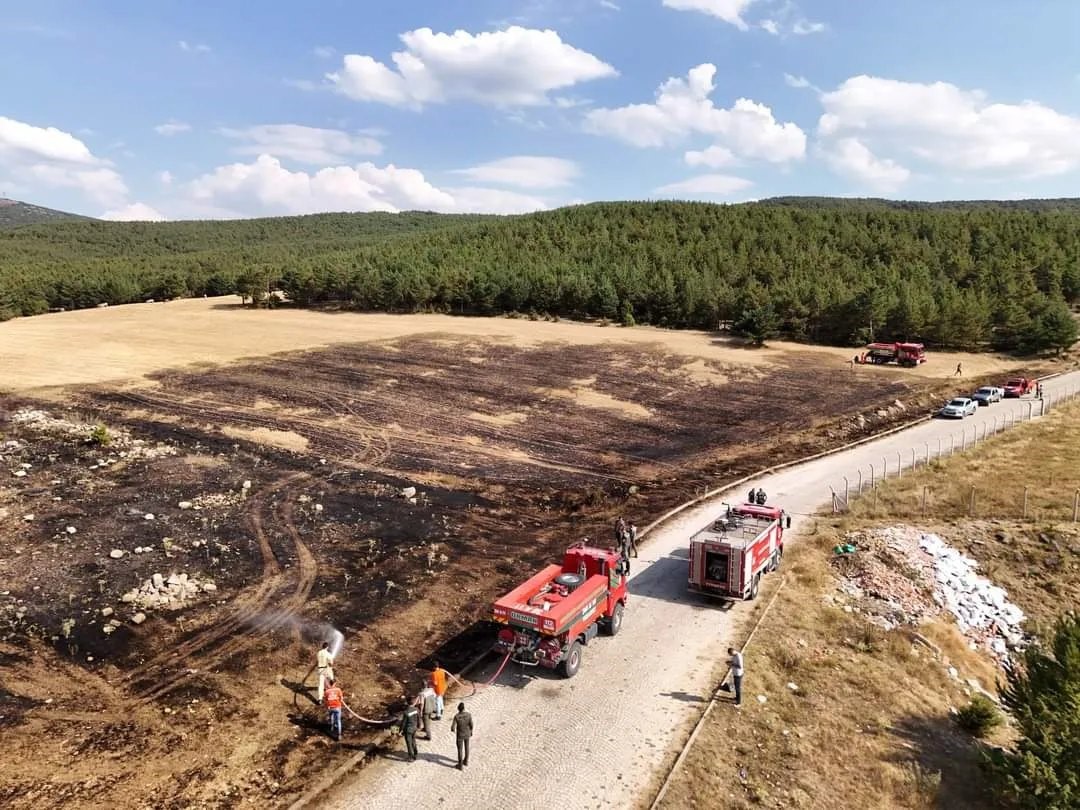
[659, 398, 1080, 810]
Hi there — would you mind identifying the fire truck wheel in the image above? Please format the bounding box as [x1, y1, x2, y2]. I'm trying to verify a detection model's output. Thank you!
[605, 602, 624, 636]
[560, 641, 583, 678]
[748, 574, 760, 600]
[770, 548, 783, 572]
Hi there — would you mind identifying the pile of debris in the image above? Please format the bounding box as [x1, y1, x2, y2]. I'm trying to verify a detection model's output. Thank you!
[120, 572, 217, 611]
[832, 525, 1026, 661]
[9, 408, 176, 461]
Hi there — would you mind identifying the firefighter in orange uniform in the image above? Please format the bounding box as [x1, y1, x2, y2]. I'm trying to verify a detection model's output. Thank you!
[324, 678, 344, 741]
[431, 661, 448, 720]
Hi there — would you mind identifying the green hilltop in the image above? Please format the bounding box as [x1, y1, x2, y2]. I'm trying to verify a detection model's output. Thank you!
[1, 199, 1077, 353]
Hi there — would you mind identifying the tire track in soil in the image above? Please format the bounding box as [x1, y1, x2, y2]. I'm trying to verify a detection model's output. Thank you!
[128, 472, 317, 703]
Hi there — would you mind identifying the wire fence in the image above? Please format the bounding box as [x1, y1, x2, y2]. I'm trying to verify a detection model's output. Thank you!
[831, 381, 1080, 521]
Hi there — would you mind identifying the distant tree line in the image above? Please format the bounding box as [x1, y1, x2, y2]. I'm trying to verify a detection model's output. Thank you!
[1, 201, 1077, 353]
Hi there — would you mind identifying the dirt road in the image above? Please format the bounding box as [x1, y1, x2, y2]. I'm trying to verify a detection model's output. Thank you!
[321, 371, 1080, 810]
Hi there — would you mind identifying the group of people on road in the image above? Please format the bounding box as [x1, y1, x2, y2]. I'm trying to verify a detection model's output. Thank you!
[395, 661, 474, 769]
[614, 516, 638, 561]
[747, 487, 768, 506]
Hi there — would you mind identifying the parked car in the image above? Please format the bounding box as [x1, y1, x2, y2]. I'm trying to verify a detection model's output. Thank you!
[939, 397, 978, 418]
[971, 386, 1003, 406]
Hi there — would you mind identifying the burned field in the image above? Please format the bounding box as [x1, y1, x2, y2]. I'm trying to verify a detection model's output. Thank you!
[0, 334, 922, 808]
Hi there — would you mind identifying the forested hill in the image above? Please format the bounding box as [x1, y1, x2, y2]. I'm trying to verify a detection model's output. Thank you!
[1, 200, 1077, 353]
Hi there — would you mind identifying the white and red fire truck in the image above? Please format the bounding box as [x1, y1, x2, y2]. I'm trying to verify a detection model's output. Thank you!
[688, 502, 789, 600]
[492, 541, 628, 678]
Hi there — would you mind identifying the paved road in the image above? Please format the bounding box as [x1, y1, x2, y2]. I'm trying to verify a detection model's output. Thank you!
[322, 372, 1080, 810]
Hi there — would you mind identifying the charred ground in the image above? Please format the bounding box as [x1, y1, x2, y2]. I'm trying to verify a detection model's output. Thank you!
[0, 334, 979, 808]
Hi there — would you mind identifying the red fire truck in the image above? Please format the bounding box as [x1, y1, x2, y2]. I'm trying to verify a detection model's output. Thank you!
[860, 342, 927, 367]
[492, 541, 628, 678]
[688, 502, 789, 601]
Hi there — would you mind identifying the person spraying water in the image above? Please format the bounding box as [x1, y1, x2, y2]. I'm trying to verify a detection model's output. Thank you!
[316, 640, 336, 702]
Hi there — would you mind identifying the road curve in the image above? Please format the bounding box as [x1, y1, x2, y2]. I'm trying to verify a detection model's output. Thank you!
[321, 370, 1080, 810]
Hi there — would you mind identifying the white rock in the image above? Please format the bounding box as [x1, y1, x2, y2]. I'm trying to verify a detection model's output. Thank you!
[298, 495, 312, 503]
[314, 504, 323, 512]
[178, 501, 193, 510]
[121, 591, 137, 603]
[756, 695, 768, 704]
[23, 514, 34, 522]
[101, 607, 114, 617]
[144, 513, 155, 520]
[948, 666, 959, 680]
[152, 573, 164, 589]
[109, 549, 125, 559]
[401, 486, 417, 499]
[132, 612, 147, 625]
[786, 682, 799, 692]
[202, 583, 217, 593]
[12, 470, 27, 478]
[103, 625, 115, 634]
[65, 526, 77, 535]
[242, 480, 252, 490]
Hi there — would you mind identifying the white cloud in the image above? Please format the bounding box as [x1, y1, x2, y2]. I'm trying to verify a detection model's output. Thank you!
[654, 173, 753, 196]
[219, 124, 383, 164]
[313, 45, 336, 59]
[185, 154, 549, 217]
[760, 19, 780, 34]
[819, 75, 1080, 179]
[685, 145, 737, 168]
[102, 202, 166, 221]
[792, 19, 826, 35]
[783, 73, 813, 90]
[599, 0, 621, 9]
[154, 120, 192, 136]
[0, 116, 127, 205]
[585, 63, 806, 162]
[179, 40, 211, 53]
[326, 26, 617, 108]
[451, 156, 580, 189]
[662, 0, 758, 30]
[159, 170, 174, 186]
[821, 137, 910, 192]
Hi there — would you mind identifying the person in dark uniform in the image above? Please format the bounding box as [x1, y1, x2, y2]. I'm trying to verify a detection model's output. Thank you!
[755, 489, 767, 506]
[450, 702, 474, 769]
[399, 703, 420, 761]
[748, 487, 756, 504]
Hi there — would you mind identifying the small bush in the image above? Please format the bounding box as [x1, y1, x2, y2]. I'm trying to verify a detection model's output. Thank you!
[897, 761, 942, 803]
[955, 694, 1002, 737]
[89, 424, 111, 446]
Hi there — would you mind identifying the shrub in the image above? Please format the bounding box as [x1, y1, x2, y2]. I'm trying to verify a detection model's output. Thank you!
[985, 614, 1080, 808]
[955, 694, 1002, 737]
[89, 424, 111, 446]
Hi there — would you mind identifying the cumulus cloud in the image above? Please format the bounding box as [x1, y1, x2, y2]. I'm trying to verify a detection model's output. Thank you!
[179, 40, 211, 53]
[154, 120, 192, 136]
[585, 63, 805, 162]
[451, 156, 580, 189]
[326, 26, 616, 108]
[685, 145, 737, 168]
[821, 137, 910, 192]
[654, 173, 753, 196]
[219, 124, 383, 164]
[0, 116, 127, 205]
[783, 73, 815, 90]
[819, 75, 1080, 180]
[793, 19, 826, 35]
[158, 170, 174, 185]
[185, 154, 549, 217]
[760, 19, 780, 35]
[662, 0, 758, 30]
[102, 202, 166, 221]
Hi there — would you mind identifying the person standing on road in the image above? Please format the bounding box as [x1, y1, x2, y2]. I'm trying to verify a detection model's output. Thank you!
[450, 701, 474, 769]
[324, 677, 344, 741]
[431, 661, 448, 720]
[415, 681, 437, 739]
[728, 647, 744, 706]
[748, 487, 756, 504]
[954, 362, 963, 377]
[755, 489, 767, 506]
[399, 702, 420, 761]
[316, 641, 335, 702]
[627, 523, 639, 558]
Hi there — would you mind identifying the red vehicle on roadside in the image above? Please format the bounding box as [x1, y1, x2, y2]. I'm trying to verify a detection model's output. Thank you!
[860, 342, 927, 367]
[492, 541, 628, 678]
[688, 502, 790, 601]
[1003, 377, 1037, 397]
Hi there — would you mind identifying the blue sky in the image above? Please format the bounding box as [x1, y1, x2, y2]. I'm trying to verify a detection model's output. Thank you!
[2, 0, 1079, 220]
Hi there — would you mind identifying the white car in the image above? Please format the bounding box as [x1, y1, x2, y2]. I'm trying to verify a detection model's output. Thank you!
[971, 386, 1004, 406]
[939, 397, 978, 418]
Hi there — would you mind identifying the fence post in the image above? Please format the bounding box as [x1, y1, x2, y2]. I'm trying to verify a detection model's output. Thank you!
[882, 456, 888, 479]
[937, 437, 942, 458]
[857, 469, 863, 493]
[910, 448, 915, 472]
[1027, 402, 1033, 421]
[969, 485, 976, 517]
[924, 442, 929, 464]
[870, 463, 876, 488]
[1023, 486, 1029, 519]
[949, 435, 954, 455]
[921, 485, 928, 517]
[843, 476, 849, 504]
[962, 430, 967, 451]
[1074, 490, 1079, 523]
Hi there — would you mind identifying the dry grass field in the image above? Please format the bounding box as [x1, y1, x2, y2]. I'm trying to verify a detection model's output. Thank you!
[661, 398, 1080, 810]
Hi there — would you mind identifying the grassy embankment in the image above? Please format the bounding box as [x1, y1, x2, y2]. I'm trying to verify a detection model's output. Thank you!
[658, 397, 1080, 810]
